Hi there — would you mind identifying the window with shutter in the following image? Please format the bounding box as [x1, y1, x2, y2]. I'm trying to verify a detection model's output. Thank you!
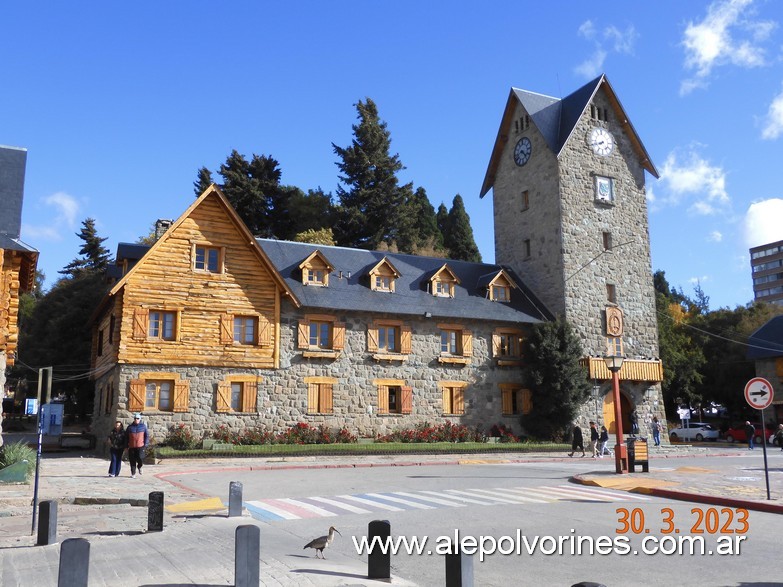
[500, 384, 531, 415]
[220, 313, 234, 344]
[441, 384, 465, 415]
[401, 386, 413, 414]
[173, 381, 189, 412]
[132, 308, 148, 340]
[216, 382, 231, 413]
[128, 379, 145, 411]
[299, 314, 342, 356]
[306, 382, 334, 414]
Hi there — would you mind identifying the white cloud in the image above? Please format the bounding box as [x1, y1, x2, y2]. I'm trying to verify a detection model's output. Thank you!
[708, 230, 723, 242]
[657, 149, 729, 214]
[689, 275, 710, 284]
[743, 198, 783, 248]
[761, 85, 783, 139]
[575, 21, 636, 79]
[680, 0, 775, 95]
[23, 191, 81, 241]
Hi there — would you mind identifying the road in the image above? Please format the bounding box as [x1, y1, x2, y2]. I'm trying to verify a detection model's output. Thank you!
[164, 453, 783, 586]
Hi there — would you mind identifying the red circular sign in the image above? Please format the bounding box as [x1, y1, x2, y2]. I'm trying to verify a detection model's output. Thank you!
[744, 377, 774, 410]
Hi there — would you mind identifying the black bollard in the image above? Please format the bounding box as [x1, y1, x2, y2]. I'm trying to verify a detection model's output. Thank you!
[229, 481, 243, 517]
[58, 538, 90, 587]
[148, 491, 164, 532]
[445, 542, 474, 587]
[572, 583, 607, 587]
[367, 520, 391, 579]
[234, 524, 260, 587]
[37, 500, 58, 545]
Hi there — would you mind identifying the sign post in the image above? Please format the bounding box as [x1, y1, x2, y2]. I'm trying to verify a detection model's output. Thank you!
[744, 377, 774, 501]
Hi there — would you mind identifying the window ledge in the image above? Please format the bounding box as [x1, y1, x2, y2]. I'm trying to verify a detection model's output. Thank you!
[441, 413, 465, 417]
[496, 359, 522, 367]
[302, 350, 340, 359]
[372, 352, 408, 362]
[438, 356, 470, 365]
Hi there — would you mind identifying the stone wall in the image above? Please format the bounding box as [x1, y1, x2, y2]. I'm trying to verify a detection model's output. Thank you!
[92, 307, 531, 447]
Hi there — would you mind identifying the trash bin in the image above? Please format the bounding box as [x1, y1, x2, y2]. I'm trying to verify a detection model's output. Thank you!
[626, 438, 636, 470]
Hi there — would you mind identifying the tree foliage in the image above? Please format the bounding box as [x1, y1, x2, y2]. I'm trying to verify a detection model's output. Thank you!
[521, 318, 592, 440]
[59, 218, 112, 277]
[442, 195, 481, 262]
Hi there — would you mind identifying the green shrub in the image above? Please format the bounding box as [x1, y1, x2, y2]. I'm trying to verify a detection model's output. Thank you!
[0, 441, 36, 479]
[163, 423, 199, 450]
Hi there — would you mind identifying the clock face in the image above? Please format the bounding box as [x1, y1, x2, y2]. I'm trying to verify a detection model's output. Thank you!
[589, 128, 614, 156]
[514, 137, 532, 166]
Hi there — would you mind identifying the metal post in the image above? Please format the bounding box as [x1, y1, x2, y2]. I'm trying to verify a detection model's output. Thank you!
[37, 500, 57, 545]
[31, 367, 52, 535]
[367, 520, 391, 579]
[148, 491, 164, 532]
[58, 538, 90, 587]
[445, 542, 474, 587]
[229, 481, 243, 517]
[611, 369, 628, 473]
[234, 525, 260, 587]
[760, 409, 771, 500]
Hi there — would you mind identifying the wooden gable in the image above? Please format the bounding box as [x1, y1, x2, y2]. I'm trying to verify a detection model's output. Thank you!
[368, 257, 401, 292]
[298, 250, 334, 287]
[430, 263, 460, 297]
[103, 185, 298, 370]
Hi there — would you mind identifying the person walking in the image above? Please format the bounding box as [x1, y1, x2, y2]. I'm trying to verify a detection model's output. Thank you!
[744, 421, 756, 450]
[569, 424, 585, 457]
[651, 416, 661, 447]
[126, 413, 149, 478]
[629, 410, 639, 436]
[590, 421, 600, 458]
[775, 424, 783, 451]
[107, 421, 126, 477]
[599, 425, 612, 457]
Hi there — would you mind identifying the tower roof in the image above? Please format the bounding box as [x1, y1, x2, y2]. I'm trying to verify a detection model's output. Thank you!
[480, 74, 658, 198]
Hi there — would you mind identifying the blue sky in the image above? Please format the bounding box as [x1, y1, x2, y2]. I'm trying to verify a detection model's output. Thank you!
[3, 0, 783, 310]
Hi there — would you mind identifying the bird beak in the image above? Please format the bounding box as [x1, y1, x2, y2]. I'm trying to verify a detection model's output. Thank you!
[335, 529, 342, 535]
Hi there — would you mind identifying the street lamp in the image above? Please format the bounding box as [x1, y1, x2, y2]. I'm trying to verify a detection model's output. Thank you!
[603, 353, 628, 474]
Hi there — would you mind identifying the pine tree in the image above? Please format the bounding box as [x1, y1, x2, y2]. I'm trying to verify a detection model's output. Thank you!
[521, 318, 592, 440]
[217, 150, 275, 236]
[59, 218, 112, 277]
[194, 167, 213, 197]
[436, 203, 449, 237]
[444, 195, 481, 262]
[333, 98, 407, 250]
[397, 186, 443, 254]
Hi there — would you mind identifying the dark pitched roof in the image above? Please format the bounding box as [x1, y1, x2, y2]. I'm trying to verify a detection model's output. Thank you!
[747, 315, 783, 360]
[0, 233, 37, 253]
[0, 145, 27, 239]
[480, 74, 658, 198]
[258, 239, 551, 325]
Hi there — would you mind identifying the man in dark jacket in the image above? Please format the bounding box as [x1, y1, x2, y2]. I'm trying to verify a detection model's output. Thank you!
[126, 413, 149, 478]
[744, 421, 756, 450]
[590, 421, 600, 458]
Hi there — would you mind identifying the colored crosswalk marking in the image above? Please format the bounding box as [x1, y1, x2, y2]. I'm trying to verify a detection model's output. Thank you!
[243, 484, 649, 522]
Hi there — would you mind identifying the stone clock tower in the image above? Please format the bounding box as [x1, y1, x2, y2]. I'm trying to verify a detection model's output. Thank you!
[480, 74, 665, 435]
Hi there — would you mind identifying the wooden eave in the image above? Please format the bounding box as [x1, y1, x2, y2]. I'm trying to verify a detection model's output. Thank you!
[298, 250, 334, 272]
[368, 256, 401, 278]
[485, 269, 518, 290]
[431, 263, 461, 285]
[106, 184, 300, 307]
[18, 250, 39, 293]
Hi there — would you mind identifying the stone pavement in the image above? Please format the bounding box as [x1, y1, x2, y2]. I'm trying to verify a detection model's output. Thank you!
[1, 446, 781, 586]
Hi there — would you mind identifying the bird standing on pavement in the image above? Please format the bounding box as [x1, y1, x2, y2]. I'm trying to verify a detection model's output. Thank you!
[303, 526, 341, 559]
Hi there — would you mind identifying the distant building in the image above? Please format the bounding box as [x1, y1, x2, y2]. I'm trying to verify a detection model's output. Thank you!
[750, 239, 783, 305]
[0, 145, 39, 446]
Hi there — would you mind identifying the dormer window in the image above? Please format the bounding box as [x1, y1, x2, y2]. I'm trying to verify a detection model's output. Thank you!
[369, 257, 400, 293]
[492, 285, 510, 302]
[481, 270, 517, 303]
[299, 250, 334, 287]
[430, 264, 460, 298]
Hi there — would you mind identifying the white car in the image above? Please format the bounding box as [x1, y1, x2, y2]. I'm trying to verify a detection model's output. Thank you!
[669, 422, 720, 442]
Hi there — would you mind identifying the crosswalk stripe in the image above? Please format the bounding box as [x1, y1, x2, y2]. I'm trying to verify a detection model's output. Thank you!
[522, 486, 613, 502]
[419, 490, 491, 506]
[245, 500, 299, 520]
[461, 488, 549, 504]
[394, 491, 467, 508]
[306, 496, 371, 514]
[277, 498, 336, 517]
[337, 494, 403, 511]
[363, 492, 434, 509]
[556, 485, 651, 501]
[444, 489, 525, 504]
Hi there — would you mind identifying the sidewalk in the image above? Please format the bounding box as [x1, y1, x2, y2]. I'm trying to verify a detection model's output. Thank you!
[1, 447, 781, 586]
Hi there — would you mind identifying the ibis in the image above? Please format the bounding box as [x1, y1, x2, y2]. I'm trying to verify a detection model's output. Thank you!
[303, 526, 341, 559]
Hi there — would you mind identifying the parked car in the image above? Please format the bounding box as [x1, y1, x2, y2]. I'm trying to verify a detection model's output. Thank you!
[724, 423, 764, 445]
[669, 422, 720, 442]
[769, 432, 781, 447]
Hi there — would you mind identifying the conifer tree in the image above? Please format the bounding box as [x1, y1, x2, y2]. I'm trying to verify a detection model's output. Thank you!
[397, 186, 443, 254]
[333, 98, 408, 250]
[60, 218, 112, 277]
[444, 195, 481, 262]
[194, 167, 213, 196]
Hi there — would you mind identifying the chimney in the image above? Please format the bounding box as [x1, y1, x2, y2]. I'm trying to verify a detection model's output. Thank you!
[0, 145, 27, 238]
[154, 219, 173, 241]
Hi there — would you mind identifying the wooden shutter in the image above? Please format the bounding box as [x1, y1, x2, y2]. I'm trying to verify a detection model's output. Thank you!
[522, 389, 533, 415]
[128, 379, 145, 411]
[492, 332, 501, 357]
[220, 313, 233, 344]
[216, 382, 231, 413]
[321, 384, 333, 413]
[332, 322, 345, 350]
[241, 381, 258, 413]
[454, 388, 464, 415]
[461, 330, 473, 357]
[298, 321, 309, 348]
[401, 386, 413, 414]
[367, 325, 379, 352]
[442, 387, 452, 414]
[307, 383, 318, 414]
[400, 325, 412, 354]
[501, 387, 512, 415]
[258, 317, 270, 347]
[173, 380, 190, 412]
[377, 385, 389, 414]
[132, 308, 148, 340]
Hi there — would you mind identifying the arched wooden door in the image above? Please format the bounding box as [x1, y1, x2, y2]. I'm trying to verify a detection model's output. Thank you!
[602, 389, 632, 435]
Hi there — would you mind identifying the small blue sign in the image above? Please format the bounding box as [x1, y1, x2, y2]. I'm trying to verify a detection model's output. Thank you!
[24, 398, 38, 416]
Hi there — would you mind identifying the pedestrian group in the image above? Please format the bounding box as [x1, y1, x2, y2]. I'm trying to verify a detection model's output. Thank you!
[106, 413, 149, 478]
